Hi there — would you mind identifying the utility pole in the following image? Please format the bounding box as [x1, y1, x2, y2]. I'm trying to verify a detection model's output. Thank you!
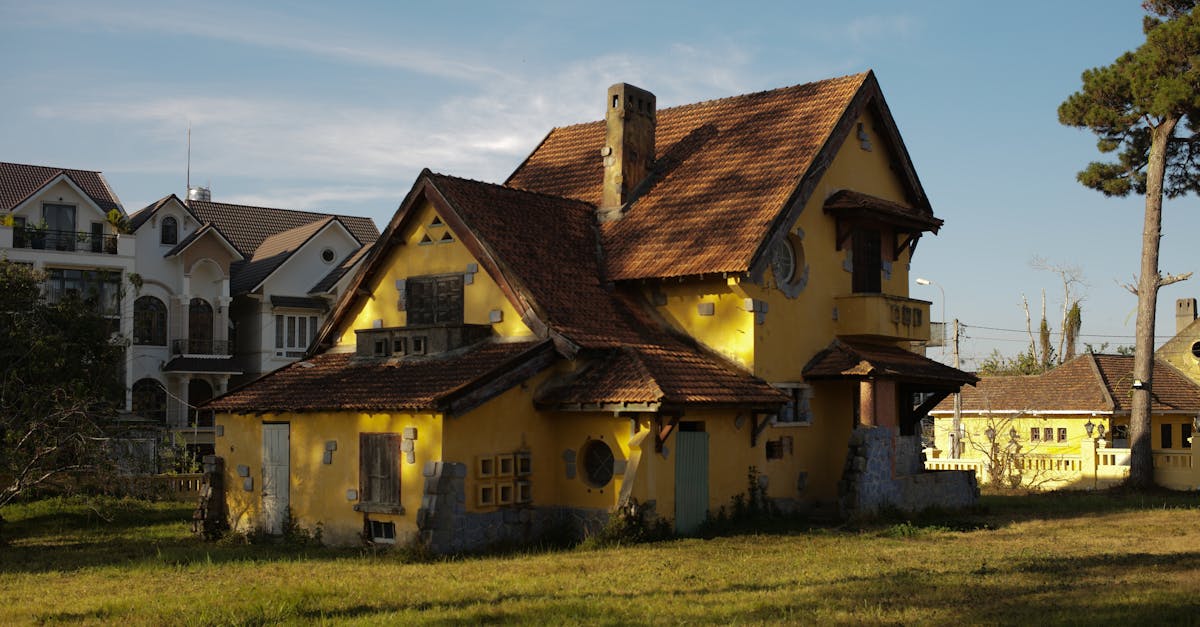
[952, 318, 962, 458]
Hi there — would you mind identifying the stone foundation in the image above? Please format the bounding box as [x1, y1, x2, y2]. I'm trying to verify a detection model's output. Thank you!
[839, 427, 977, 518]
[417, 460, 608, 553]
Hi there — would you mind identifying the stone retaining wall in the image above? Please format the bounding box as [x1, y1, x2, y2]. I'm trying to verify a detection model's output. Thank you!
[840, 427, 977, 518]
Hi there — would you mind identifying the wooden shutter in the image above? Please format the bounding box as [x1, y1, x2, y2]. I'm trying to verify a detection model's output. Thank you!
[435, 275, 464, 324]
[360, 433, 401, 505]
[407, 279, 434, 325]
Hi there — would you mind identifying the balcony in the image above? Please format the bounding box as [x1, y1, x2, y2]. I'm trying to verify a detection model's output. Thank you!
[171, 339, 232, 356]
[835, 294, 930, 342]
[11, 227, 119, 255]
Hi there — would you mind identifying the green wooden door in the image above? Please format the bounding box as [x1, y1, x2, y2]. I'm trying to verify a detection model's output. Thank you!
[674, 430, 709, 535]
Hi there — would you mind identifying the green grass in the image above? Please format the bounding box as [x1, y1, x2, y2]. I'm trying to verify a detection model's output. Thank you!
[4, 491, 1200, 625]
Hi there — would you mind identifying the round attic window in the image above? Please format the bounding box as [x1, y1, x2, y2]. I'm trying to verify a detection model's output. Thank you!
[321, 248, 336, 264]
[1191, 341, 1200, 359]
[581, 439, 615, 488]
[770, 236, 808, 298]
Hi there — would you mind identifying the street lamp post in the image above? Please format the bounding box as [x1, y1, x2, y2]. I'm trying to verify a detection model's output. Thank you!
[916, 277, 961, 457]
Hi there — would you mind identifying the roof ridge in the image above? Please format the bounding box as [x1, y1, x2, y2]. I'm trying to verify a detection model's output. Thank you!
[189, 198, 376, 225]
[1083, 352, 1117, 411]
[428, 170, 597, 211]
[0, 160, 101, 174]
[542, 71, 871, 132]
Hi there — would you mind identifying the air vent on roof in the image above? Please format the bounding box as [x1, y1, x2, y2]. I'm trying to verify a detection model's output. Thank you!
[188, 186, 211, 201]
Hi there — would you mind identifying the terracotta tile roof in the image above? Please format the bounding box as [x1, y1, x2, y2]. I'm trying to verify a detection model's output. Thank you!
[505, 72, 929, 280]
[803, 339, 978, 387]
[933, 354, 1200, 414]
[207, 339, 551, 413]
[187, 199, 379, 257]
[823, 190, 942, 232]
[0, 161, 123, 214]
[230, 217, 334, 295]
[429, 172, 648, 347]
[537, 344, 787, 409]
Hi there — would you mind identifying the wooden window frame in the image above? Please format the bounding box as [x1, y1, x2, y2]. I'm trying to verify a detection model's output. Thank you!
[355, 433, 404, 514]
[406, 274, 464, 326]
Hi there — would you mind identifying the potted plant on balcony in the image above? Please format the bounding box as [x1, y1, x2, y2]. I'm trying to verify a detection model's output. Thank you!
[105, 210, 130, 254]
[26, 220, 48, 250]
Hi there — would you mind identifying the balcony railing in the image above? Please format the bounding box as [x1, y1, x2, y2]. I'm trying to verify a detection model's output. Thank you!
[171, 339, 232, 356]
[835, 294, 931, 342]
[12, 227, 118, 254]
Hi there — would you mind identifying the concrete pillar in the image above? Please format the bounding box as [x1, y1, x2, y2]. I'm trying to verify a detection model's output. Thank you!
[859, 380, 876, 426]
[873, 380, 897, 429]
[1080, 436, 1097, 490]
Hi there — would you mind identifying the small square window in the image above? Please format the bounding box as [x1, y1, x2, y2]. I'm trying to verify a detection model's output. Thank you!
[412, 336, 427, 355]
[1043, 428, 1054, 442]
[496, 454, 515, 477]
[1030, 428, 1040, 442]
[515, 452, 532, 476]
[477, 483, 495, 507]
[477, 456, 495, 478]
[373, 337, 389, 356]
[368, 520, 396, 544]
[515, 481, 532, 504]
[1057, 428, 1067, 442]
[392, 335, 407, 356]
[497, 482, 514, 505]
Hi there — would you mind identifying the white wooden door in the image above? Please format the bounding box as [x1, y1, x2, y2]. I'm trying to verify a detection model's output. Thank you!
[262, 423, 290, 535]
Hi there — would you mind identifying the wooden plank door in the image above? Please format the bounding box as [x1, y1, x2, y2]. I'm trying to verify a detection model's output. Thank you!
[261, 423, 290, 535]
[674, 429, 709, 535]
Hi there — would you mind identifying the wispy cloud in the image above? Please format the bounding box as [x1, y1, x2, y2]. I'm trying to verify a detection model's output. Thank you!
[844, 15, 919, 45]
[9, 0, 507, 83]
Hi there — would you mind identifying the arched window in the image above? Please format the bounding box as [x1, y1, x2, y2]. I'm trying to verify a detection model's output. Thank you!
[132, 379, 167, 423]
[133, 296, 167, 345]
[188, 378, 214, 428]
[188, 298, 213, 354]
[161, 216, 178, 245]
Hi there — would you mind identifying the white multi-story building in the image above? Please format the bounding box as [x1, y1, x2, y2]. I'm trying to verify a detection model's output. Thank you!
[127, 189, 377, 456]
[0, 162, 137, 404]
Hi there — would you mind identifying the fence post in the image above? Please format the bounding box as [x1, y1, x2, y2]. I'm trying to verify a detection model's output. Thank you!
[1190, 428, 1200, 490]
[1080, 437, 1097, 490]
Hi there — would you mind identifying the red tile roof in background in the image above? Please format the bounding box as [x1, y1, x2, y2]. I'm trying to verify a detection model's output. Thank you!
[0, 161, 123, 214]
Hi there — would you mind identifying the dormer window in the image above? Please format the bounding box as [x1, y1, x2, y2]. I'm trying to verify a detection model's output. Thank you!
[161, 216, 178, 245]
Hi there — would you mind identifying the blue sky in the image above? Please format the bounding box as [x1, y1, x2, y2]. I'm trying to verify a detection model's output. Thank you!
[2, 1, 1190, 368]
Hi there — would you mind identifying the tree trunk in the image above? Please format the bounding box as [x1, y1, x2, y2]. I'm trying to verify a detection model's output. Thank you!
[1127, 115, 1179, 489]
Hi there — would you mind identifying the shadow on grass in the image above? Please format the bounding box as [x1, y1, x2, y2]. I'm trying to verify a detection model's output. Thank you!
[0, 497, 359, 574]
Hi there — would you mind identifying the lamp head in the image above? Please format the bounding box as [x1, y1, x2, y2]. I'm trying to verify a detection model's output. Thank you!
[916, 278, 932, 286]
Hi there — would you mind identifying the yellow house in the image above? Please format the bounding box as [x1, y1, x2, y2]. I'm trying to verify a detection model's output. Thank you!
[929, 353, 1200, 489]
[209, 71, 977, 550]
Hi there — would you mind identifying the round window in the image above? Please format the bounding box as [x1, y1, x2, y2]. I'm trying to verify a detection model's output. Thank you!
[321, 248, 336, 264]
[581, 439, 615, 488]
[771, 238, 796, 284]
[1192, 341, 1200, 359]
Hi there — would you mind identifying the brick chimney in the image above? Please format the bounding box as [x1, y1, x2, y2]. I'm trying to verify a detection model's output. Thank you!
[599, 83, 656, 221]
[1177, 298, 1197, 334]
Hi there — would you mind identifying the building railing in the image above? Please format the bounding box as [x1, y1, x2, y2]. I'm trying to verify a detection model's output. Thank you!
[170, 339, 232, 356]
[12, 227, 118, 254]
[927, 441, 1200, 491]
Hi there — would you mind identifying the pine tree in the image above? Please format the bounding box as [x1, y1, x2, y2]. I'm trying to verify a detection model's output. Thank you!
[1058, 1, 1200, 488]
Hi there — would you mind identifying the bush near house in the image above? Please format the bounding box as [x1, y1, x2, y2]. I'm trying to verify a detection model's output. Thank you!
[3, 491, 1200, 624]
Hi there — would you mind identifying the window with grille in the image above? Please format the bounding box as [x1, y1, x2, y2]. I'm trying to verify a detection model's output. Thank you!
[275, 314, 319, 357]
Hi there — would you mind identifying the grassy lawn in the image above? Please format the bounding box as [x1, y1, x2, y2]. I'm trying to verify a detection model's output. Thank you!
[3, 492, 1200, 625]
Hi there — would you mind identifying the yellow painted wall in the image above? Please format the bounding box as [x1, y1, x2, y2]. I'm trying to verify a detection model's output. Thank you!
[217, 409, 444, 546]
[652, 278, 755, 370]
[1157, 322, 1200, 384]
[334, 200, 532, 348]
[933, 413, 1111, 458]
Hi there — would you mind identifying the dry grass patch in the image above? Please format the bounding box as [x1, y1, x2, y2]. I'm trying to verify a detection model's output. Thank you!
[3, 491, 1200, 624]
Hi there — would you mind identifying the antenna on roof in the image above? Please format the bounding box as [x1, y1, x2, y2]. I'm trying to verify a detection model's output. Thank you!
[186, 122, 192, 194]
